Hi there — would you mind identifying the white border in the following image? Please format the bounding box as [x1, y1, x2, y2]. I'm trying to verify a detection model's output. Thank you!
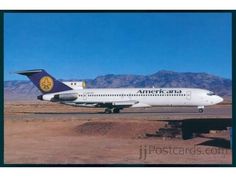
[1, 0, 235, 175]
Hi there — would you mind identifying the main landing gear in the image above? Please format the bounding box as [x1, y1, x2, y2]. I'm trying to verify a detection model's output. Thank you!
[198, 106, 204, 113]
[104, 108, 121, 114]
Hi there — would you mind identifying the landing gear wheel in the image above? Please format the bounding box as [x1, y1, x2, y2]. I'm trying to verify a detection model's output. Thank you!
[105, 108, 112, 114]
[198, 108, 204, 113]
[112, 108, 120, 113]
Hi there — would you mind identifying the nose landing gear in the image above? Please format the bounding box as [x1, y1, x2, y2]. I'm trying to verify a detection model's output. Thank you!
[198, 108, 204, 113]
[197, 106, 204, 113]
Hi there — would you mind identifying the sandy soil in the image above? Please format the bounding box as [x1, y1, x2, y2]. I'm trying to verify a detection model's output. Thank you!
[4, 101, 232, 165]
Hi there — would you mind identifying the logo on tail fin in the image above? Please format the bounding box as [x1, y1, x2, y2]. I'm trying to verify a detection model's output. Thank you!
[40, 76, 54, 92]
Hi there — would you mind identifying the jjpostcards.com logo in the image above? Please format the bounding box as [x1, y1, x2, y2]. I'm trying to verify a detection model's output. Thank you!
[138, 144, 230, 160]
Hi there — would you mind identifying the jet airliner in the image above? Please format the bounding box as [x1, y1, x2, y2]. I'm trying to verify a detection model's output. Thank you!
[16, 69, 223, 113]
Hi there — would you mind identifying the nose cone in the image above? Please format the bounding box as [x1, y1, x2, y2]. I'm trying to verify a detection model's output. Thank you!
[216, 96, 224, 104]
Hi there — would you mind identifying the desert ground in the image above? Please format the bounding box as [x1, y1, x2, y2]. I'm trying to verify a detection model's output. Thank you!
[4, 101, 232, 165]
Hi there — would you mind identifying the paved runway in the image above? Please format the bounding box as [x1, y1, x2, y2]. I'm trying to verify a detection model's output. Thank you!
[5, 102, 232, 121]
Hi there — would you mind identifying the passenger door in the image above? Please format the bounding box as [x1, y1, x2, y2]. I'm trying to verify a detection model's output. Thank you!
[186, 91, 191, 100]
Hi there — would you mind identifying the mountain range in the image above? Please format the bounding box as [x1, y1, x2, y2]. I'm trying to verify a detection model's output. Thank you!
[4, 70, 232, 101]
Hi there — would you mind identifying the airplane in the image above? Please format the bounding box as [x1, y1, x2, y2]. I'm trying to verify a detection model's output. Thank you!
[16, 69, 224, 114]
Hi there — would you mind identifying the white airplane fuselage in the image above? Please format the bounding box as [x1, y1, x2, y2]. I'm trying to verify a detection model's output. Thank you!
[40, 88, 223, 111]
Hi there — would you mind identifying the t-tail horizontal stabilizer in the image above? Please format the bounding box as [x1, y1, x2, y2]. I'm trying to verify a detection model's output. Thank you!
[16, 69, 72, 94]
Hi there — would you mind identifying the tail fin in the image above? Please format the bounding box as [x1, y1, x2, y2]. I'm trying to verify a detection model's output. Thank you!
[16, 69, 72, 94]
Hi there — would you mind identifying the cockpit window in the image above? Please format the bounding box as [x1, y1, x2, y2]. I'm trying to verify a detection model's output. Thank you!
[207, 92, 215, 96]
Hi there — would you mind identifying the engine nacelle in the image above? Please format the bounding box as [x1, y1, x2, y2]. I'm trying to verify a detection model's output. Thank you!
[53, 93, 78, 101]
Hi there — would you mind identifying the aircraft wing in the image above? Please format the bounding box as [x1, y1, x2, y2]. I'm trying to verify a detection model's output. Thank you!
[62, 100, 139, 108]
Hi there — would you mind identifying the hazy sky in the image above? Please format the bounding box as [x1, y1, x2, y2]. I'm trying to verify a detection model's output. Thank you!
[4, 12, 232, 80]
